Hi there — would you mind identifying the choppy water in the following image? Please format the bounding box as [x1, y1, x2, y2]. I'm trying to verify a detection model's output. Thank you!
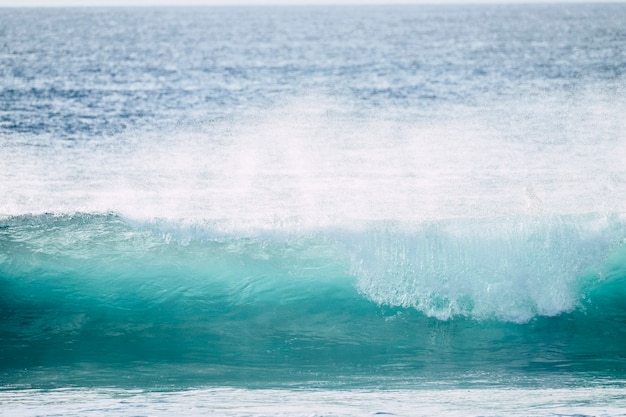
[1, 4, 626, 416]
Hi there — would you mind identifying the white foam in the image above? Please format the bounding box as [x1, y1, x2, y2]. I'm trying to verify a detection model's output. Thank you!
[3, 385, 626, 417]
[1, 91, 625, 229]
[349, 214, 624, 322]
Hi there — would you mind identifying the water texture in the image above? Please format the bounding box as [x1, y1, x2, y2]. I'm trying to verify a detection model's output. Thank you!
[1, 4, 626, 414]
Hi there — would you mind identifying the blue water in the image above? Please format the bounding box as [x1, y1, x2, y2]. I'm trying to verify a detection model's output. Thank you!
[1, 4, 626, 415]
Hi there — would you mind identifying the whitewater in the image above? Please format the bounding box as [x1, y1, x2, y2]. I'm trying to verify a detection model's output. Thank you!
[1, 4, 626, 416]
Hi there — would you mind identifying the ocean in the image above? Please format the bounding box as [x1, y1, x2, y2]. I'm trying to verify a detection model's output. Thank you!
[1, 4, 626, 416]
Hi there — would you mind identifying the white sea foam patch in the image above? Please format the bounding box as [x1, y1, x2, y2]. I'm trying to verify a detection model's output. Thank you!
[2, 386, 626, 417]
[0, 92, 624, 229]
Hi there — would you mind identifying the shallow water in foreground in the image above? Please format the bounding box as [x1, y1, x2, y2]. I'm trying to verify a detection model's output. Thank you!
[3, 385, 626, 417]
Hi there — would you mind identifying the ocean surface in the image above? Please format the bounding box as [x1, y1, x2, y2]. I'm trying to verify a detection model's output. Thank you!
[1, 4, 626, 416]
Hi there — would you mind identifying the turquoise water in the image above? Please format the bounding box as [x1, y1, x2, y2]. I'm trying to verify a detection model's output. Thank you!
[2, 212, 626, 389]
[1, 4, 626, 415]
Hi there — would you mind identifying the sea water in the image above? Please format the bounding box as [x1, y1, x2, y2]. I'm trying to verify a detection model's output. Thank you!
[1, 4, 626, 416]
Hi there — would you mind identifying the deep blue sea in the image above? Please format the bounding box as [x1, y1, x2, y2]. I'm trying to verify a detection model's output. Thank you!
[1, 4, 626, 416]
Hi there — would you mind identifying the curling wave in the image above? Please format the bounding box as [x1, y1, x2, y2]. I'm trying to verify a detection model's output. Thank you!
[1, 212, 625, 387]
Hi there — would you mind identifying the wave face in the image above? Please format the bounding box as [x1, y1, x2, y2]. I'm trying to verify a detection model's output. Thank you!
[1, 213, 626, 388]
